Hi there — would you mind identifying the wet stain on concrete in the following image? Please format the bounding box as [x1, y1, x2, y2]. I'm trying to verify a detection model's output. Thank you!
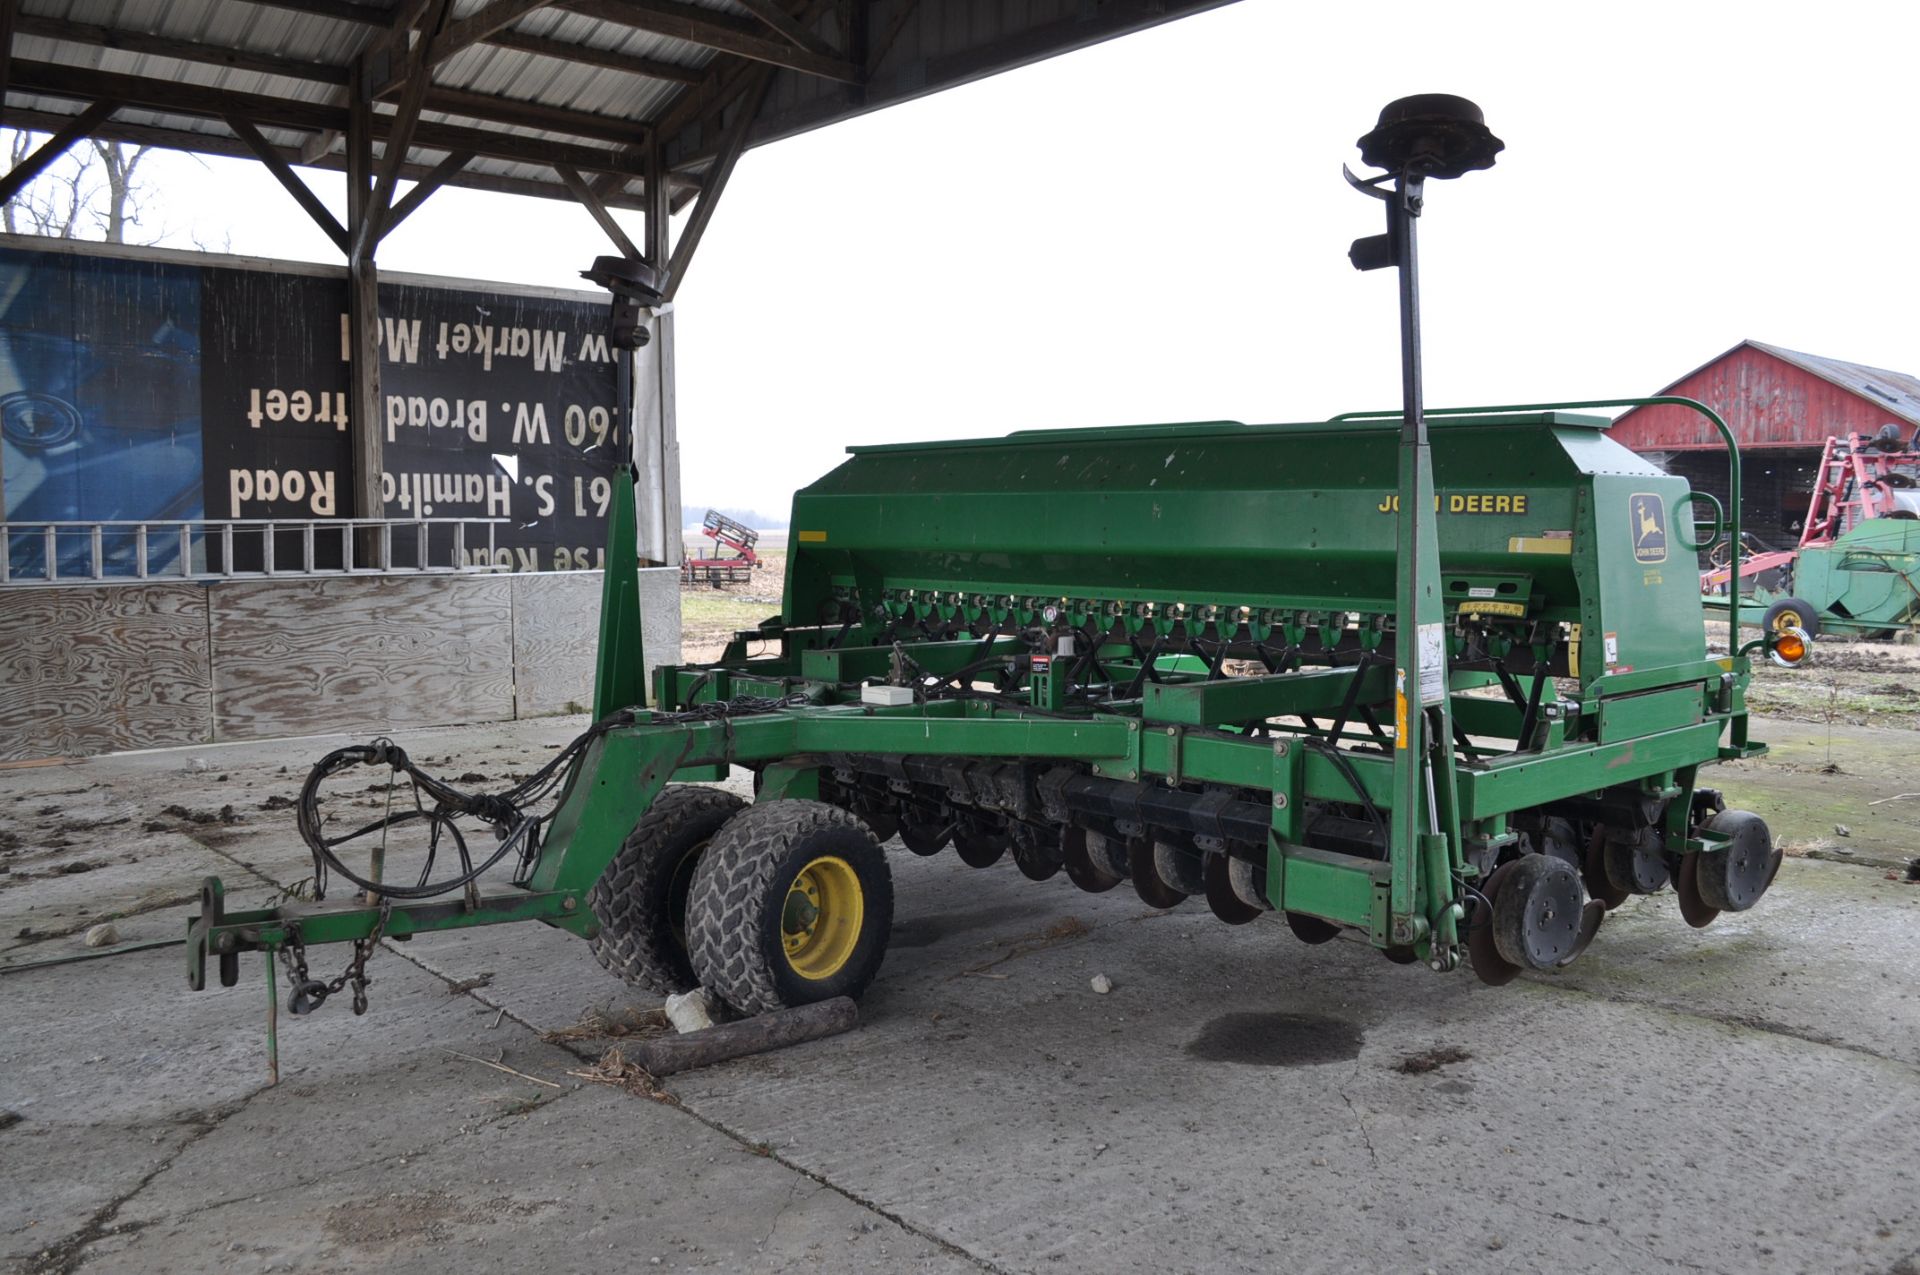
[1184, 1012, 1363, 1067]
[890, 900, 1053, 949]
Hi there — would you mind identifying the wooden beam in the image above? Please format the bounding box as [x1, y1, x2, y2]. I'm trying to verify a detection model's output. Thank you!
[436, 0, 557, 63]
[663, 68, 770, 301]
[866, 0, 919, 74]
[1, 107, 651, 209]
[359, 0, 455, 257]
[652, 0, 833, 148]
[554, 162, 641, 259]
[422, 84, 645, 147]
[644, 134, 669, 265]
[486, 29, 702, 85]
[346, 57, 383, 523]
[232, 0, 388, 25]
[733, 0, 838, 59]
[300, 130, 340, 164]
[12, 14, 350, 85]
[383, 149, 473, 235]
[555, 0, 860, 83]
[0, 99, 117, 205]
[226, 114, 349, 254]
[8, 59, 650, 180]
[1, 0, 17, 133]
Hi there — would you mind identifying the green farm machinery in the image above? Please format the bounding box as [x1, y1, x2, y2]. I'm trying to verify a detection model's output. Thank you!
[1703, 426, 1920, 640]
[186, 98, 1806, 1034]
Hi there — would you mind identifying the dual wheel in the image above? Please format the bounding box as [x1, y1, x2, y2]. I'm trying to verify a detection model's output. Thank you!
[589, 787, 893, 1014]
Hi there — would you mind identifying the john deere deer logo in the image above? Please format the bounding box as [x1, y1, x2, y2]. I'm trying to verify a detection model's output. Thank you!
[1630, 492, 1667, 564]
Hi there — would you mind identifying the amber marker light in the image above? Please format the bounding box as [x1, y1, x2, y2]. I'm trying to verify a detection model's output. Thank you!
[1768, 627, 1811, 668]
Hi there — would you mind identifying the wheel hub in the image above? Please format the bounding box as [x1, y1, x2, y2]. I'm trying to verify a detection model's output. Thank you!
[781, 856, 865, 980]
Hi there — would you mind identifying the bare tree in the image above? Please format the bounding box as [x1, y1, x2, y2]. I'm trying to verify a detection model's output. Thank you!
[1, 130, 160, 243]
[89, 140, 154, 243]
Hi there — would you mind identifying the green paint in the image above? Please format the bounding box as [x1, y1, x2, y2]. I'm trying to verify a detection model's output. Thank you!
[185, 401, 1776, 984]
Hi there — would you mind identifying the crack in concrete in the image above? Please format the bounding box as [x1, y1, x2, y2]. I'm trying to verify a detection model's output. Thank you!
[21, 1087, 271, 1275]
[1543, 978, 1920, 1078]
[122, 1084, 580, 1237]
[633, 1086, 1019, 1275]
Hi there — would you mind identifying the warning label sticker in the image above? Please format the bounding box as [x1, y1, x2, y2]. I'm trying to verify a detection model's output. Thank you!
[1417, 622, 1447, 705]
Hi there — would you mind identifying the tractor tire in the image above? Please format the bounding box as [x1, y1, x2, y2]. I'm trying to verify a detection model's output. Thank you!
[1762, 598, 1821, 639]
[588, 785, 746, 996]
[686, 800, 894, 1014]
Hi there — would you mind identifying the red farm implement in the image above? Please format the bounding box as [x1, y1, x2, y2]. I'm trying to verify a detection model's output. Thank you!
[681, 509, 761, 587]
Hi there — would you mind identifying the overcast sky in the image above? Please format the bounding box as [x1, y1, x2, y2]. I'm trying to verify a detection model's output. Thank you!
[23, 0, 1920, 518]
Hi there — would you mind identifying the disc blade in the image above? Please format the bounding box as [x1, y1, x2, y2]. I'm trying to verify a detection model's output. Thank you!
[1129, 836, 1187, 909]
[1061, 826, 1122, 893]
[1467, 860, 1523, 986]
[1203, 854, 1260, 925]
[1674, 853, 1721, 929]
[1284, 910, 1340, 945]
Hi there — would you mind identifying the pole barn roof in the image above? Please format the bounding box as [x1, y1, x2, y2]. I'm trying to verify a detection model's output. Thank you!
[1612, 340, 1920, 453]
[2, 1, 1236, 229]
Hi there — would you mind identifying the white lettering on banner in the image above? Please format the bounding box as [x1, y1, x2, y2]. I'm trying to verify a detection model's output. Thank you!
[465, 546, 541, 571]
[380, 470, 510, 516]
[576, 332, 611, 363]
[248, 387, 348, 431]
[433, 322, 570, 372]
[382, 317, 422, 364]
[562, 403, 611, 448]
[229, 468, 336, 517]
[384, 395, 488, 443]
[533, 474, 555, 517]
[511, 402, 549, 445]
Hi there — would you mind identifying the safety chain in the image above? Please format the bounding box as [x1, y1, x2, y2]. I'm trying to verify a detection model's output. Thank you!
[279, 901, 392, 1017]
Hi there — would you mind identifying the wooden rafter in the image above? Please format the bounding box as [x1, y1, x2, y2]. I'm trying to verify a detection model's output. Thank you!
[555, 0, 860, 83]
[652, 0, 834, 152]
[434, 0, 557, 65]
[226, 113, 349, 253]
[485, 29, 702, 85]
[663, 68, 772, 302]
[357, 0, 455, 256]
[8, 60, 649, 181]
[0, 0, 13, 132]
[0, 98, 117, 205]
[383, 149, 474, 234]
[733, 0, 839, 59]
[554, 161, 642, 259]
[0, 107, 645, 210]
[12, 14, 350, 85]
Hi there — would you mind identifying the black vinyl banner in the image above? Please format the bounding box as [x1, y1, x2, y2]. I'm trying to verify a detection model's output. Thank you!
[197, 268, 621, 572]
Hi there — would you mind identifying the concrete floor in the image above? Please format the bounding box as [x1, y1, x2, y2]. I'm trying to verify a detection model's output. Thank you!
[3, 716, 1918, 1275]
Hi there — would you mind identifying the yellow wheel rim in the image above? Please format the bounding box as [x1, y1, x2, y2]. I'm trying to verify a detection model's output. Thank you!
[1772, 609, 1803, 632]
[781, 856, 864, 980]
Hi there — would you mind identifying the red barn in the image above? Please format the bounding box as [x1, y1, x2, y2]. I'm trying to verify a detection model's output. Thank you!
[1612, 341, 1920, 542]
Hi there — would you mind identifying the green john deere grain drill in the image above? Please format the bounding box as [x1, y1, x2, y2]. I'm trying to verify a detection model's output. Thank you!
[187, 97, 1805, 1029]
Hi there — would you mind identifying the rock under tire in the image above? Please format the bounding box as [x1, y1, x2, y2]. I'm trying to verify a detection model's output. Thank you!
[686, 800, 894, 1015]
[588, 785, 746, 996]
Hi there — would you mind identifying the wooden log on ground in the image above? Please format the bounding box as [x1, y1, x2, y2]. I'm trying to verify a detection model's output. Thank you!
[628, 997, 858, 1076]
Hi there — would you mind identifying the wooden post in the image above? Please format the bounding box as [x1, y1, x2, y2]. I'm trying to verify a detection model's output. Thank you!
[346, 59, 384, 524]
[0, 0, 16, 133]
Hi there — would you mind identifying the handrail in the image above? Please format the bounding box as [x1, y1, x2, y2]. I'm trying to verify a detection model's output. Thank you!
[1328, 397, 1744, 638]
[0, 517, 510, 586]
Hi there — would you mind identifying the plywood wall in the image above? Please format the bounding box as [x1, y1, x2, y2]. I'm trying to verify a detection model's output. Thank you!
[0, 585, 212, 759]
[211, 576, 517, 741]
[0, 569, 682, 760]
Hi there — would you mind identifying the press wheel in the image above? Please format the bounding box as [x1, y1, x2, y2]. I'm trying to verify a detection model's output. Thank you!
[1491, 854, 1585, 971]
